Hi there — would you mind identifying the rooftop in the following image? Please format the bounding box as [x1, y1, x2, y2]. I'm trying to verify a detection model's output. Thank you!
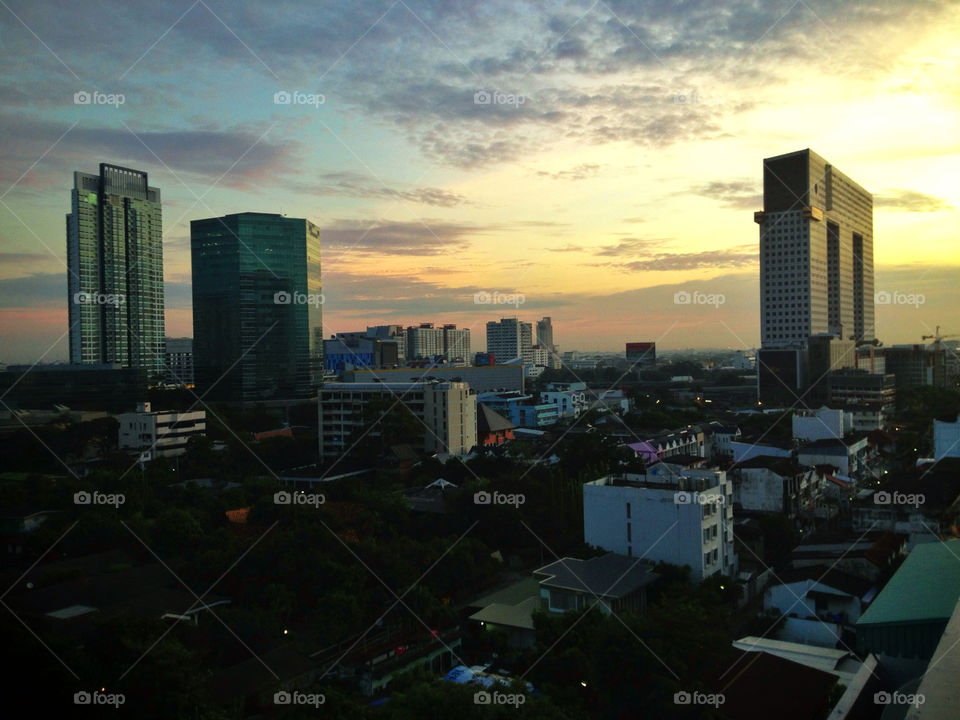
[533, 553, 658, 600]
[858, 540, 960, 627]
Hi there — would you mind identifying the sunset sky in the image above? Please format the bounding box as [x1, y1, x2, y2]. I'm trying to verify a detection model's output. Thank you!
[1, 0, 957, 364]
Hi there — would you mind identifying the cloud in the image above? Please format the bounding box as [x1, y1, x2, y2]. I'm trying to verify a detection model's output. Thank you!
[615, 248, 758, 272]
[293, 172, 467, 207]
[319, 218, 490, 256]
[875, 189, 953, 212]
[690, 180, 762, 210]
[536, 163, 601, 180]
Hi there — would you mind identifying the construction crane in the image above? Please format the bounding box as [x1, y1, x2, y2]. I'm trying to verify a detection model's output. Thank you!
[921, 326, 960, 385]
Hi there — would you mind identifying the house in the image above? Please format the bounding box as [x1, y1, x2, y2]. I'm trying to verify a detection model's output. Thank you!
[797, 436, 873, 479]
[534, 553, 659, 614]
[787, 532, 906, 582]
[476, 404, 515, 447]
[466, 577, 541, 650]
[732, 456, 820, 517]
[763, 566, 874, 648]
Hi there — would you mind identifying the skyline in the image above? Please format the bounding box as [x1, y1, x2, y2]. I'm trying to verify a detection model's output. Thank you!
[1, 1, 958, 364]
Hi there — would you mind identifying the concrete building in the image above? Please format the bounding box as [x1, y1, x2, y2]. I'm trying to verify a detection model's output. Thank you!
[163, 337, 194, 387]
[486, 318, 533, 367]
[754, 149, 874, 402]
[541, 381, 588, 419]
[323, 334, 400, 375]
[934, 415, 960, 460]
[535, 317, 561, 369]
[583, 464, 737, 584]
[343, 364, 524, 394]
[797, 436, 872, 478]
[367, 325, 406, 363]
[68, 164, 166, 379]
[476, 391, 558, 428]
[755, 148, 874, 349]
[118, 402, 206, 458]
[763, 566, 872, 648]
[792, 406, 852, 442]
[318, 381, 477, 458]
[732, 456, 821, 517]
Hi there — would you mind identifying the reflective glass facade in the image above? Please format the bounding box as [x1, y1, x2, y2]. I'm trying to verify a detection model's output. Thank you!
[190, 213, 322, 401]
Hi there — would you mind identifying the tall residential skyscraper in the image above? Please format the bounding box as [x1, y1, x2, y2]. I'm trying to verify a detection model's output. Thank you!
[190, 212, 321, 402]
[755, 149, 874, 349]
[486, 317, 533, 366]
[67, 163, 165, 378]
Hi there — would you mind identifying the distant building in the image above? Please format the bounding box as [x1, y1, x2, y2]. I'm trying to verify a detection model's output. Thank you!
[486, 318, 533, 368]
[0, 364, 147, 412]
[535, 317, 561, 369]
[323, 334, 399, 375]
[318, 381, 476, 458]
[367, 325, 406, 363]
[343, 364, 524, 394]
[793, 407, 852, 442]
[883, 344, 948, 387]
[583, 463, 737, 584]
[67, 164, 165, 379]
[625, 342, 656, 366]
[477, 391, 558, 428]
[755, 149, 874, 350]
[191, 212, 322, 402]
[118, 402, 206, 459]
[164, 337, 194, 387]
[934, 416, 960, 460]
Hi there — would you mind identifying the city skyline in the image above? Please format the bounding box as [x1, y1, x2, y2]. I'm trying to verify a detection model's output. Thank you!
[1, 2, 958, 363]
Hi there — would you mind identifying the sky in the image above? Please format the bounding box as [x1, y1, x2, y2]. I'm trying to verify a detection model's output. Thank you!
[0, 0, 958, 364]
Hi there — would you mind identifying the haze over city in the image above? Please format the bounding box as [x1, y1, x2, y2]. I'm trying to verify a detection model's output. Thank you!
[1, 0, 958, 363]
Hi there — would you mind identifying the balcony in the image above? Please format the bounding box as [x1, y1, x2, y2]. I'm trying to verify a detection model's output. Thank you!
[802, 206, 823, 221]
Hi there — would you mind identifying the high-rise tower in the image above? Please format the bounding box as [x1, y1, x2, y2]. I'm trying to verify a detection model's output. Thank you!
[67, 163, 165, 379]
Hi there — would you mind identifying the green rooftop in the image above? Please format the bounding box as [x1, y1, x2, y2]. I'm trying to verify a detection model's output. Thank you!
[857, 540, 960, 659]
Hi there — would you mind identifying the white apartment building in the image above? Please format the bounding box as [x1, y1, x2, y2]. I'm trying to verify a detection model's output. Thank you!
[934, 415, 960, 460]
[792, 406, 853, 442]
[117, 402, 206, 459]
[318, 381, 477, 458]
[583, 464, 738, 584]
[486, 318, 533, 367]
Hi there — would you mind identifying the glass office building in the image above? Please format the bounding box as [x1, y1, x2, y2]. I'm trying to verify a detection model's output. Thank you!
[190, 213, 322, 401]
[67, 163, 166, 380]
